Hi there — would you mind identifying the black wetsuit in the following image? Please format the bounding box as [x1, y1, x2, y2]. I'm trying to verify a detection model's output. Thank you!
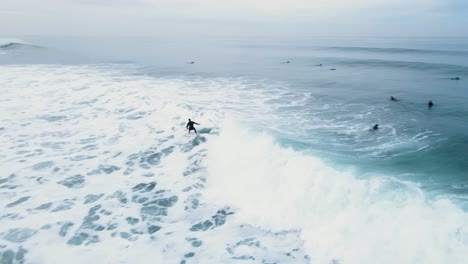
[186, 120, 199, 133]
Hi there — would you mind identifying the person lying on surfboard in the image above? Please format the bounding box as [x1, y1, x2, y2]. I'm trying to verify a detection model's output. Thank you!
[186, 119, 200, 134]
[370, 124, 379, 132]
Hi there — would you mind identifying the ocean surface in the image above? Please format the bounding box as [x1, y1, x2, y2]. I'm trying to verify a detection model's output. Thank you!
[1, 36, 468, 264]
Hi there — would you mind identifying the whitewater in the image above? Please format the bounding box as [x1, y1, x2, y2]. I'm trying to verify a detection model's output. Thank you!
[1, 37, 468, 264]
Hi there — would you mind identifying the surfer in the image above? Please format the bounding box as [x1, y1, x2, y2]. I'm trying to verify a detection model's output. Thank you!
[186, 119, 200, 134]
[390, 96, 398, 101]
[428, 100, 434, 108]
[370, 124, 379, 131]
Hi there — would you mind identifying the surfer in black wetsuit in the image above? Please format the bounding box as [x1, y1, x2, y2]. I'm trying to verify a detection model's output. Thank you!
[186, 119, 200, 134]
[390, 96, 398, 101]
[428, 100, 434, 108]
[370, 124, 379, 131]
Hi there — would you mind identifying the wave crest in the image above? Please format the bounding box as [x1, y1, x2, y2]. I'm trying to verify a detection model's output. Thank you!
[206, 121, 468, 264]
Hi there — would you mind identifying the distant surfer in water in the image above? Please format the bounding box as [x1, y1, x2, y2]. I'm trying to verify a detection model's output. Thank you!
[428, 100, 434, 108]
[186, 119, 200, 134]
[370, 124, 379, 131]
[390, 96, 398, 101]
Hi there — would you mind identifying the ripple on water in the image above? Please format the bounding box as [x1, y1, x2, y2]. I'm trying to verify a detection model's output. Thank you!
[87, 165, 121, 175]
[147, 225, 161, 234]
[30, 161, 54, 170]
[6, 196, 31, 208]
[37, 115, 67, 122]
[34, 202, 53, 210]
[132, 182, 157, 193]
[84, 194, 104, 205]
[51, 199, 75, 212]
[69, 155, 96, 161]
[0, 175, 14, 185]
[189, 208, 234, 232]
[0, 247, 27, 264]
[2, 228, 37, 243]
[57, 175, 85, 189]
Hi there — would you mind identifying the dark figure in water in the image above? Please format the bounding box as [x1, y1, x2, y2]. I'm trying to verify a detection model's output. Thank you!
[428, 100, 434, 108]
[188, 61, 195, 64]
[370, 124, 379, 131]
[316, 64, 323, 66]
[330, 68, 336, 71]
[186, 119, 200, 134]
[390, 96, 398, 101]
[450, 77, 460, 80]
[283, 61, 291, 64]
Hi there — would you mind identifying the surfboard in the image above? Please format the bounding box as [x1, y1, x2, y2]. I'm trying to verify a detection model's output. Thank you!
[184, 131, 196, 137]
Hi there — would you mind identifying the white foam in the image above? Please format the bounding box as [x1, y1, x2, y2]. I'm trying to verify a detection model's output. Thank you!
[0, 64, 307, 263]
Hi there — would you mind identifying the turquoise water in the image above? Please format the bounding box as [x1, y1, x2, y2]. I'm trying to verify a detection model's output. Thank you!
[28, 36, 468, 200]
[1, 36, 468, 263]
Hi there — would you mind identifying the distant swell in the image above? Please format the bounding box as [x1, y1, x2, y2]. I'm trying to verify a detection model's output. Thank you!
[318, 57, 468, 75]
[0, 42, 42, 50]
[324, 46, 468, 56]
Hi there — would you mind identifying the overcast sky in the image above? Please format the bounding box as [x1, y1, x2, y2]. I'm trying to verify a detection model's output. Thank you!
[2, 0, 468, 37]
